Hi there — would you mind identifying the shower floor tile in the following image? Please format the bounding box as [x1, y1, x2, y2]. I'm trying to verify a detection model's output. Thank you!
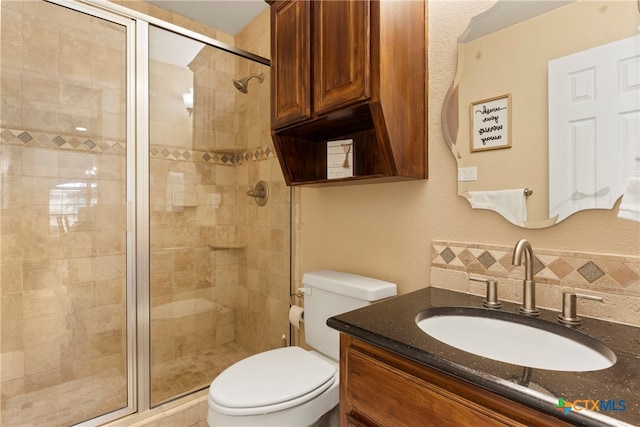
[1, 344, 252, 426]
[151, 342, 252, 406]
[1, 368, 126, 427]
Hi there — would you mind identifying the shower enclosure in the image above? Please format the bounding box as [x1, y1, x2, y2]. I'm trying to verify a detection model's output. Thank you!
[0, 1, 290, 425]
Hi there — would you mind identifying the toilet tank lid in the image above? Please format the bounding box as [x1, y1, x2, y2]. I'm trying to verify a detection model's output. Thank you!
[302, 270, 397, 301]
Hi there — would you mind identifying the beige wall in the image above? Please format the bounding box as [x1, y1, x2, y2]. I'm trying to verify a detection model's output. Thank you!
[295, 1, 640, 299]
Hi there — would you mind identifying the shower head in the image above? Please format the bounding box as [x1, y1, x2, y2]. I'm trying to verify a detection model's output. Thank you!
[232, 73, 264, 94]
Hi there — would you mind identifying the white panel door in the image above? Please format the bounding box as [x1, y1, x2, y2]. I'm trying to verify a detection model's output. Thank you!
[548, 35, 640, 222]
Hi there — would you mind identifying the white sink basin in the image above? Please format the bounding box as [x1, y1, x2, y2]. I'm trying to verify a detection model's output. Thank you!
[415, 307, 616, 372]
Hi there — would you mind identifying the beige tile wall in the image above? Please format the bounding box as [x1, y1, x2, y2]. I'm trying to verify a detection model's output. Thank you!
[145, 1, 285, 360]
[189, 46, 238, 152]
[144, 10, 234, 406]
[234, 8, 290, 354]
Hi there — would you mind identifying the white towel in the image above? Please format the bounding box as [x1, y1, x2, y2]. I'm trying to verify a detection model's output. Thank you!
[617, 175, 640, 222]
[468, 189, 527, 227]
[165, 171, 185, 211]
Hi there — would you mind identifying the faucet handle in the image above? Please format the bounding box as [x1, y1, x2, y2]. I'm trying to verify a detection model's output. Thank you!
[470, 276, 502, 309]
[483, 279, 502, 309]
[558, 291, 603, 326]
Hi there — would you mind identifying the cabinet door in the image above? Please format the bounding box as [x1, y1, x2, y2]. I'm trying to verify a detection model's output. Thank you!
[345, 348, 518, 427]
[313, 0, 370, 115]
[271, 0, 311, 129]
[341, 337, 573, 427]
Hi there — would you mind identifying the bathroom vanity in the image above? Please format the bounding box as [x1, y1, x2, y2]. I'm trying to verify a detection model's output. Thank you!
[328, 288, 640, 427]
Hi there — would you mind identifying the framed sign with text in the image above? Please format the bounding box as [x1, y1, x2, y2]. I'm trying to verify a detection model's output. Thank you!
[470, 94, 511, 152]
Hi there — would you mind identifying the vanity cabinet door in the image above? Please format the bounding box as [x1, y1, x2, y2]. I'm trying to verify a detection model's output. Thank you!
[343, 347, 517, 426]
[270, 0, 311, 129]
[312, 0, 370, 115]
[340, 336, 573, 427]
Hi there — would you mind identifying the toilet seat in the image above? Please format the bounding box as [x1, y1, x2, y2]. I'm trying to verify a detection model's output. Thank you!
[209, 347, 337, 416]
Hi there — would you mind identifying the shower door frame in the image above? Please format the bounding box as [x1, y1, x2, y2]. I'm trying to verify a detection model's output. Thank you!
[46, 0, 272, 423]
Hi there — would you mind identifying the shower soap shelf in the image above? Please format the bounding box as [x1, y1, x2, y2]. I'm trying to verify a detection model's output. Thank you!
[209, 146, 247, 154]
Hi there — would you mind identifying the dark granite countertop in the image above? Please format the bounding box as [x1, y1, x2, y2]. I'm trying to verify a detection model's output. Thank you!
[327, 287, 640, 427]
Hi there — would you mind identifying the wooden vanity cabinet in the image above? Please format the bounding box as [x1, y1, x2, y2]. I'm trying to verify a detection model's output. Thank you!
[340, 335, 572, 427]
[268, 0, 427, 186]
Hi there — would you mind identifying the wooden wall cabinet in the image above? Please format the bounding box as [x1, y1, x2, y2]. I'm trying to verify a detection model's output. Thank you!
[340, 336, 573, 427]
[269, 0, 427, 186]
[270, 0, 311, 128]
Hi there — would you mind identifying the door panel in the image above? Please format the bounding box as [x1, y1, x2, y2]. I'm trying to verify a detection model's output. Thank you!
[548, 35, 640, 221]
[271, 0, 311, 128]
[0, 1, 132, 425]
[313, 0, 370, 115]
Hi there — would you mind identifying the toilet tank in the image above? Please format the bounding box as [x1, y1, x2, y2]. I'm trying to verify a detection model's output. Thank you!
[301, 270, 397, 361]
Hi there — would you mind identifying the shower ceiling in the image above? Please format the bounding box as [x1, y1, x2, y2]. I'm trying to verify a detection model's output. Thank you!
[146, 0, 269, 35]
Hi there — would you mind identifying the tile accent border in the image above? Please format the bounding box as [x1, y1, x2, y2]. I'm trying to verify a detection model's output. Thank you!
[432, 240, 640, 296]
[2, 128, 276, 165]
[149, 143, 275, 165]
[1, 128, 125, 155]
[431, 241, 640, 326]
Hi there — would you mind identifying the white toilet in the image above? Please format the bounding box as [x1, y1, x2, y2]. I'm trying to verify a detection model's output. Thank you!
[207, 270, 397, 427]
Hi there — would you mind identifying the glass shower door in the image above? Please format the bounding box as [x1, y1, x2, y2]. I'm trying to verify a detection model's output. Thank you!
[0, 1, 133, 425]
[147, 25, 271, 406]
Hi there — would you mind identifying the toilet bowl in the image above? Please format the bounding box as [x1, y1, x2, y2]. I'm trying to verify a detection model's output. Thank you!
[207, 270, 397, 427]
[207, 347, 339, 427]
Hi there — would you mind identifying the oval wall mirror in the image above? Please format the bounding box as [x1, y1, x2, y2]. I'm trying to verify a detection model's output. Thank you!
[442, 0, 639, 228]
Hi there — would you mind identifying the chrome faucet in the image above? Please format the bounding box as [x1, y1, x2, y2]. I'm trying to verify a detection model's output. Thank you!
[511, 239, 540, 316]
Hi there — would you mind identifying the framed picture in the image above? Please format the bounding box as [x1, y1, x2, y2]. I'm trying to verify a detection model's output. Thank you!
[470, 94, 512, 152]
[327, 139, 354, 179]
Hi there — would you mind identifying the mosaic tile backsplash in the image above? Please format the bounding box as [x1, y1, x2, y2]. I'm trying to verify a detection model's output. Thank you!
[431, 240, 640, 326]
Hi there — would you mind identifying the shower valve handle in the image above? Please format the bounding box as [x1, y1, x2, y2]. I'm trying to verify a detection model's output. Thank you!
[246, 181, 269, 206]
[246, 189, 265, 198]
